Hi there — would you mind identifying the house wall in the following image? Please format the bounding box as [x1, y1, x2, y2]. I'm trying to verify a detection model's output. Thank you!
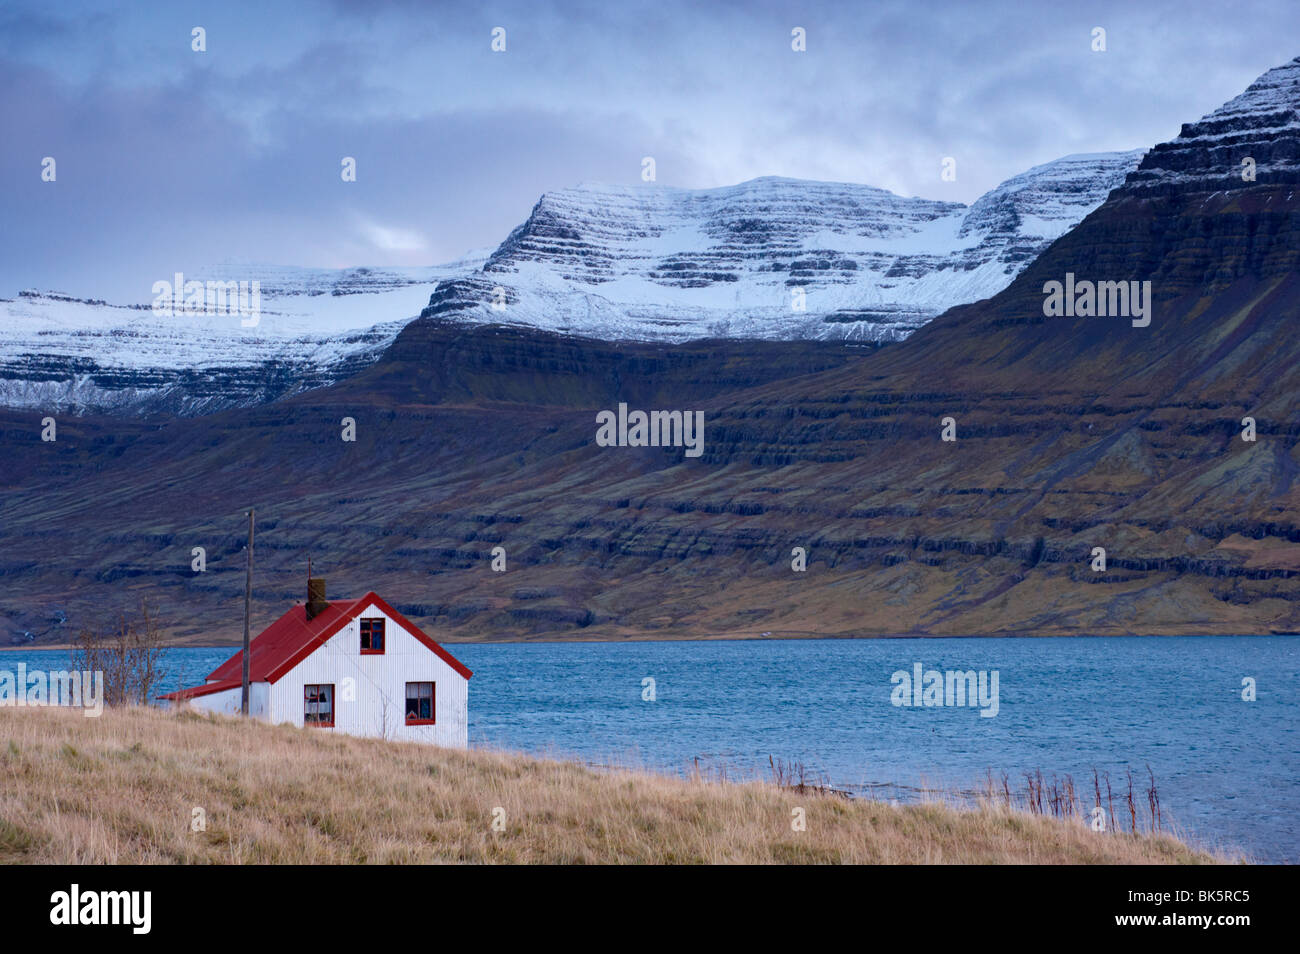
[268, 606, 469, 748]
[181, 681, 270, 719]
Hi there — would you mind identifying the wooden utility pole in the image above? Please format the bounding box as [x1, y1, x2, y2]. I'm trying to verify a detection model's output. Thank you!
[241, 509, 254, 715]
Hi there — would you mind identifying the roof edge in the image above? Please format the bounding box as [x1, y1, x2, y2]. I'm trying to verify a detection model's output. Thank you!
[261, 591, 474, 684]
[159, 678, 249, 701]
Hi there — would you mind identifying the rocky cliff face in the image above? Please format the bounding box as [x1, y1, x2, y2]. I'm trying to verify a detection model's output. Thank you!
[1123, 56, 1300, 197]
[420, 154, 1144, 342]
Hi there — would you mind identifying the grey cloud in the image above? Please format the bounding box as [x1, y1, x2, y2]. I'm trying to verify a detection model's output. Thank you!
[2, 0, 1299, 299]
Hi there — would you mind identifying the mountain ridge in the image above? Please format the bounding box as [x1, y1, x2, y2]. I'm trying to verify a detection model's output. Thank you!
[0, 151, 1142, 416]
[421, 151, 1145, 343]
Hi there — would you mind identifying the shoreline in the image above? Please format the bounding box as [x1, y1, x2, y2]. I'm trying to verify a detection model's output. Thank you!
[5, 630, 1297, 652]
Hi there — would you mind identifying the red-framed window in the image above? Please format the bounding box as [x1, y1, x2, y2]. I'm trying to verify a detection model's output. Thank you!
[360, 617, 385, 654]
[304, 684, 334, 727]
[405, 682, 435, 725]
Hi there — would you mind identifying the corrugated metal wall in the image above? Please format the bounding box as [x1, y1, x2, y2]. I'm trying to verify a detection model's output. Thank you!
[187, 681, 270, 718]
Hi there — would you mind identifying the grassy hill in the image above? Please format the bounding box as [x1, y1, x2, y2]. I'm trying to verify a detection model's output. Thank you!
[0, 706, 1217, 864]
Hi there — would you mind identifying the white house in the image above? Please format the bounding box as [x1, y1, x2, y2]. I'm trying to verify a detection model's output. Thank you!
[162, 579, 472, 747]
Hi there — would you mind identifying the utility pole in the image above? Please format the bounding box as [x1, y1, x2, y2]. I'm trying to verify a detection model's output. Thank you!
[242, 508, 254, 715]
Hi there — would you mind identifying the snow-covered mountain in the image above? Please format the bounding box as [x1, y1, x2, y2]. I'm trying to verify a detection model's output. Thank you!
[419, 151, 1145, 342]
[0, 256, 486, 416]
[1123, 55, 1300, 196]
[0, 151, 1142, 415]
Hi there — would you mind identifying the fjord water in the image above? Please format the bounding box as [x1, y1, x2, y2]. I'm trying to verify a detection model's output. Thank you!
[9, 636, 1296, 862]
[460, 636, 1298, 862]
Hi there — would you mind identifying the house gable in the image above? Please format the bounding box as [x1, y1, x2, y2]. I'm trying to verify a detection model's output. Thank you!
[268, 599, 469, 742]
[264, 592, 472, 683]
[161, 591, 470, 702]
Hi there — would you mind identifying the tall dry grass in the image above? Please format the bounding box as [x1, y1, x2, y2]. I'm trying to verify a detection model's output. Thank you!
[0, 705, 1220, 864]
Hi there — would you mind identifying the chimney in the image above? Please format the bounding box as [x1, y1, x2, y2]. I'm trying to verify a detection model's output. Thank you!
[306, 577, 328, 620]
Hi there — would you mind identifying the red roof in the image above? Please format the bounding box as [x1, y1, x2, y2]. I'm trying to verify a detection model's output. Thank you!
[161, 592, 472, 701]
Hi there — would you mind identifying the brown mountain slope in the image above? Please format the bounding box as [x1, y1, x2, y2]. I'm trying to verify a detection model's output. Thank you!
[4, 60, 1300, 643]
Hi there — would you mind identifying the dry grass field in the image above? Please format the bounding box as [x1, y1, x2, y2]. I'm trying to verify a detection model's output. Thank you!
[0, 705, 1220, 864]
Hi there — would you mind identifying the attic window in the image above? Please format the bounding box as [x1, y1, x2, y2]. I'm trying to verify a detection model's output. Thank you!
[360, 618, 385, 654]
[406, 682, 435, 725]
[304, 684, 334, 728]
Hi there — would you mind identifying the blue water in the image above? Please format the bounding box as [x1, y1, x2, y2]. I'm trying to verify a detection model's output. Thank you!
[5, 636, 1296, 862]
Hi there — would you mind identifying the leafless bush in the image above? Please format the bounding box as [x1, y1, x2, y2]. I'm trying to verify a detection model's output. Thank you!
[70, 599, 169, 706]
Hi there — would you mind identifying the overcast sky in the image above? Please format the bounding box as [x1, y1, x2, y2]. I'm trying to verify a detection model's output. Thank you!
[3, 0, 1299, 300]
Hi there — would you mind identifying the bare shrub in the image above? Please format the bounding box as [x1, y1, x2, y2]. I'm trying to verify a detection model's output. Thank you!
[70, 599, 169, 706]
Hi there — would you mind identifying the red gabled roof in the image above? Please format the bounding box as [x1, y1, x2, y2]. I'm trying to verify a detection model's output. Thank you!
[204, 598, 362, 684]
[160, 592, 472, 701]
